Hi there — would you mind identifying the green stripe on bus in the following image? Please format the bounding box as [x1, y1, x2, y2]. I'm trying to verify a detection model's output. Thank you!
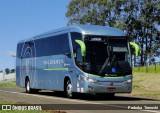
[43, 68, 68, 71]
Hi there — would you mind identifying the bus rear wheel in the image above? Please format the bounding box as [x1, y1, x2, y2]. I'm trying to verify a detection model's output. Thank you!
[26, 79, 31, 93]
[25, 79, 39, 93]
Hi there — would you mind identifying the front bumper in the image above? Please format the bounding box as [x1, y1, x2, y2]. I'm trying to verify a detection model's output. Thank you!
[77, 75, 133, 94]
[85, 81, 132, 94]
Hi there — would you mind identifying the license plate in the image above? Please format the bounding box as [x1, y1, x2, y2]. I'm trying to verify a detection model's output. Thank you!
[107, 88, 116, 92]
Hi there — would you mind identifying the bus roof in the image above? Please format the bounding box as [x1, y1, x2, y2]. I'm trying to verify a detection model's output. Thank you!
[70, 24, 126, 36]
[18, 24, 126, 43]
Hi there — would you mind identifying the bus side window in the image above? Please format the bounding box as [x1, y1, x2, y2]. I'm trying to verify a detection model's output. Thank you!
[17, 43, 23, 59]
[73, 48, 76, 57]
[76, 46, 83, 65]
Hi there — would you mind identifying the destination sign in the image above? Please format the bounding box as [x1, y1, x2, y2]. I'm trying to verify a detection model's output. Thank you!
[90, 37, 104, 41]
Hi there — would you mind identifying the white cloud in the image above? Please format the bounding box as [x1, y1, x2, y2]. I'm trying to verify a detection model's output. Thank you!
[6, 51, 16, 57]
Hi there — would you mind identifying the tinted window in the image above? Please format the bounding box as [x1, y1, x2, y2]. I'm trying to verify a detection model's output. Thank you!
[17, 41, 36, 59]
[18, 33, 70, 58]
[108, 39, 127, 47]
[24, 41, 36, 58]
[36, 38, 50, 57]
[35, 33, 70, 57]
[70, 32, 82, 52]
[17, 43, 23, 58]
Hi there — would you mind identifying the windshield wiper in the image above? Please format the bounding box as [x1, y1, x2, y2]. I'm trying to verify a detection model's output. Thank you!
[98, 44, 113, 76]
[98, 58, 109, 76]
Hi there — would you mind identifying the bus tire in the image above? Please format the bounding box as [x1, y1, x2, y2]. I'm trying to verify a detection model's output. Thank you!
[25, 78, 39, 93]
[65, 79, 74, 98]
[25, 79, 31, 93]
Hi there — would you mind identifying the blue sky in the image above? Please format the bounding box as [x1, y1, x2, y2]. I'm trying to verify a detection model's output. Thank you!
[0, 0, 70, 70]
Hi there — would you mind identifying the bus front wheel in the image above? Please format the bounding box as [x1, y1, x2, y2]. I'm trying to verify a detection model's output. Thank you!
[65, 79, 74, 98]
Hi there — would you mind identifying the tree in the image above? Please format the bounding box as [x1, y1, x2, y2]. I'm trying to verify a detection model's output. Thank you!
[66, 0, 160, 66]
[138, 0, 160, 65]
[66, 0, 120, 26]
[10, 69, 15, 73]
[5, 68, 10, 74]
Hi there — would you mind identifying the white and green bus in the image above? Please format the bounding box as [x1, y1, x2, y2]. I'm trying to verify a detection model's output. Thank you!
[16, 25, 139, 98]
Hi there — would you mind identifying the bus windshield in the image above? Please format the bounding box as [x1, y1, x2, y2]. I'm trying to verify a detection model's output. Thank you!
[83, 36, 130, 76]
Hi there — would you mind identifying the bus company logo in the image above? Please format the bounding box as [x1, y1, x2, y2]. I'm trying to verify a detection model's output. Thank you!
[44, 59, 64, 65]
[2, 105, 11, 110]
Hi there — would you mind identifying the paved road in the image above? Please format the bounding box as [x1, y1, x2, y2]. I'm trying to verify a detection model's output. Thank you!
[0, 88, 159, 113]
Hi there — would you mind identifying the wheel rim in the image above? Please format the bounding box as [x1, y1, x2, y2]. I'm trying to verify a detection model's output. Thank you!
[66, 83, 72, 97]
[26, 81, 30, 92]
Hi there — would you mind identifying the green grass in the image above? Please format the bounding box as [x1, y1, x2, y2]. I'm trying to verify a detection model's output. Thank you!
[132, 65, 160, 98]
[0, 100, 14, 104]
[132, 72, 160, 98]
[0, 82, 18, 88]
[133, 64, 160, 73]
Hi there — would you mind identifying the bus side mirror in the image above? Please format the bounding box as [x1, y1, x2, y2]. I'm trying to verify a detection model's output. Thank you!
[75, 40, 86, 57]
[129, 42, 140, 57]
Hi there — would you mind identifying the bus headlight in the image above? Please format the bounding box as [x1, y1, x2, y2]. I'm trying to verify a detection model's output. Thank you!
[124, 79, 132, 84]
[83, 76, 97, 83]
[88, 78, 97, 83]
[127, 79, 132, 83]
[81, 75, 97, 83]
